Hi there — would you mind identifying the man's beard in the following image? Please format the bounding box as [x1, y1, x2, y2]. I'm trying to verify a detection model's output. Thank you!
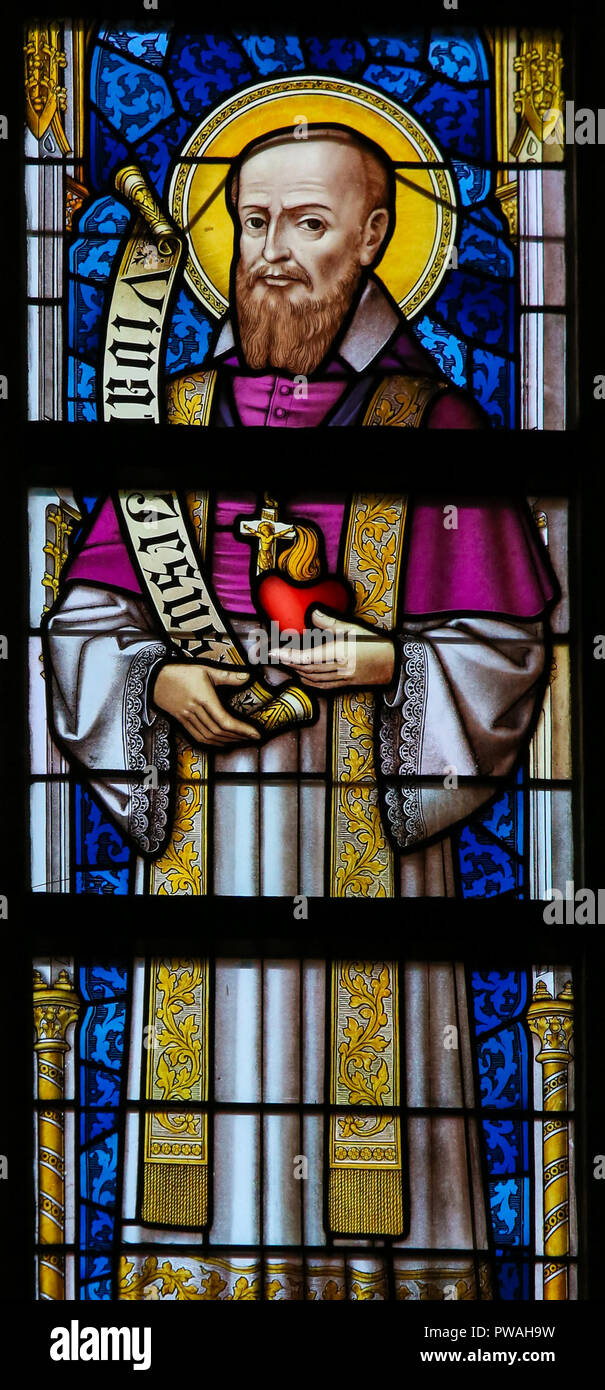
[235, 258, 362, 376]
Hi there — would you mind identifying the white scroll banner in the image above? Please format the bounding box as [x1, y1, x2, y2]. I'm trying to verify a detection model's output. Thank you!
[102, 215, 182, 423]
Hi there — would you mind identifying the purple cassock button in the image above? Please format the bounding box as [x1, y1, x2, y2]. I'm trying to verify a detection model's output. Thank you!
[274, 407, 286, 419]
[279, 384, 292, 395]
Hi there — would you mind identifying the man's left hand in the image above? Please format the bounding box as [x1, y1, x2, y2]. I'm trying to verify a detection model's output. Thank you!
[268, 608, 395, 689]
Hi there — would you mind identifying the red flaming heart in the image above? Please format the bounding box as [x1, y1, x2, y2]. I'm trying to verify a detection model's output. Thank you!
[257, 574, 350, 635]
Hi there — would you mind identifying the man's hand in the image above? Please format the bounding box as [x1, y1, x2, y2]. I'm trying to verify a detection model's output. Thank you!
[152, 663, 261, 746]
[268, 608, 395, 689]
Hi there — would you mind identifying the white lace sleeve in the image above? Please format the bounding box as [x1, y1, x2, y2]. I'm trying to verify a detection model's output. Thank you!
[378, 616, 545, 849]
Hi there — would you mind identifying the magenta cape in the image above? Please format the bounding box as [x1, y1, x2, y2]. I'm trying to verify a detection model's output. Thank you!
[66, 494, 556, 619]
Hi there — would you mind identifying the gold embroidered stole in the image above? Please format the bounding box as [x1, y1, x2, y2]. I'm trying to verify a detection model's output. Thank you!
[330, 494, 408, 897]
[166, 371, 217, 425]
[361, 373, 448, 426]
[329, 962, 403, 1235]
[141, 959, 209, 1227]
[141, 496, 211, 1226]
[328, 495, 408, 1234]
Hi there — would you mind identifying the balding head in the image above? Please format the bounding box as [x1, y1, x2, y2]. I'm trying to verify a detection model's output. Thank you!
[230, 126, 393, 242]
[230, 129, 393, 374]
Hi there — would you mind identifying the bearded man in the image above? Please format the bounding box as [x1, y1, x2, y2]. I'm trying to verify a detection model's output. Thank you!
[164, 125, 485, 428]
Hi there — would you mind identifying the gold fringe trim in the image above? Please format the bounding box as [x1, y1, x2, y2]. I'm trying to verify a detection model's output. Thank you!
[329, 1166, 404, 1236]
[142, 1160, 208, 1228]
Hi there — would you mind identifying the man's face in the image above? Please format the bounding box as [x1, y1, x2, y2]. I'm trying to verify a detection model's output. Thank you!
[233, 139, 388, 375]
[237, 139, 374, 306]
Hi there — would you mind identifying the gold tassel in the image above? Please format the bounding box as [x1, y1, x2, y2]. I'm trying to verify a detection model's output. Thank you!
[142, 1158, 208, 1228]
[329, 1166, 404, 1236]
[329, 961, 404, 1237]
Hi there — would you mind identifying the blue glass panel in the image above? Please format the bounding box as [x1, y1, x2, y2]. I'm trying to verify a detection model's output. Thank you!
[428, 29, 489, 83]
[236, 32, 305, 74]
[74, 786, 130, 867]
[80, 1000, 126, 1076]
[78, 964, 128, 1296]
[413, 314, 467, 386]
[305, 37, 366, 74]
[166, 288, 213, 374]
[80, 1108, 119, 1141]
[482, 1119, 527, 1175]
[89, 111, 131, 191]
[91, 47, 174, 143]
[489, 1178, 530, 1246]
[473, 348, 514, 428]
[68, 392, 97, 423]
[435, 273, 513, 351]
[412, 82, 491, 160]
[81, 1134, 119, 1211]
[80, 1064, 121, 1108]
[80, 964, 129, 1000]
[82, 1273, 112, 1301]
[481, 785, 524, 858]
[476, 1023, 528, 1108]
[495, 1261, 531, 1300]
[134, 115, 190, 196]
[458, 823, 521, 897]
[168, 34, 251, 116]
[367, 34, 423, 63]
[452, 160, 491, 205]
[69, 237, 121, 281]
[68, 400, 97, 423]
[69, 280, 105, 356]
[471, 971, 529, 1032]
[457, 769, 524, 897]
[81, 1251, 112, 1282]
[98, 24, 172, 67]
[79, 195, 131, 236]
[67, 358, 97, 419]
[459, 208, 514, 279]
[363, 65, 426, 101]
[76, 869, 130, 894]
[80, 1199, 116, 1246]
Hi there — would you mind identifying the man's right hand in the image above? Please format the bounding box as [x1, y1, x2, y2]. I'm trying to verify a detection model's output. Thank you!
[152, 663, 261, 746]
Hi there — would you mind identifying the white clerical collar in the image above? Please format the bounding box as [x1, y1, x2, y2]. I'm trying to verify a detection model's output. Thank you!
[212, 277, 400, 373]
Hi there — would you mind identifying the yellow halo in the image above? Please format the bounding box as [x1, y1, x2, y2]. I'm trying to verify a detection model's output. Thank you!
[168, 76, 457, 320]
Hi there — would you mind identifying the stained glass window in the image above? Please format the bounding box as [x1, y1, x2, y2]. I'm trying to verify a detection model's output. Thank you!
[21, 15, 594, 1331]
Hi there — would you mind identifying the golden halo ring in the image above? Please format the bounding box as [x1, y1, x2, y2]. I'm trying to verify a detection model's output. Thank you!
[168, 75, 457, 320]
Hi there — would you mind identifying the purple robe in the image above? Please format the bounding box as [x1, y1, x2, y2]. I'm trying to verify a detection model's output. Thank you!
[67, 494, 556, 621]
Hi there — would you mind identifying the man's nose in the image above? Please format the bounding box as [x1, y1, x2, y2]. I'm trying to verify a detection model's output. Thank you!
[262, 215, 291, 262]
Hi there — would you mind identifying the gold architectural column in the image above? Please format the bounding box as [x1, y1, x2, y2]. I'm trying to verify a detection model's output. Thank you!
[526, 980, 574, 1300]
[33, 968, 81, 1300]
[486, 28, 518, 239]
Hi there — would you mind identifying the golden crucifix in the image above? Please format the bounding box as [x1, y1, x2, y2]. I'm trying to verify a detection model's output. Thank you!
[239, 493, 296, 574]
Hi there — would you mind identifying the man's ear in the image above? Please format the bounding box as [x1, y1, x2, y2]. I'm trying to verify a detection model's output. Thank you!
[359, 207, 390, 266]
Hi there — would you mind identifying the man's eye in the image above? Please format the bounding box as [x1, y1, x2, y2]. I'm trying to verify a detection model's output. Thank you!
[299, 217, 324, 233]
[246, 216, 266, 231]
